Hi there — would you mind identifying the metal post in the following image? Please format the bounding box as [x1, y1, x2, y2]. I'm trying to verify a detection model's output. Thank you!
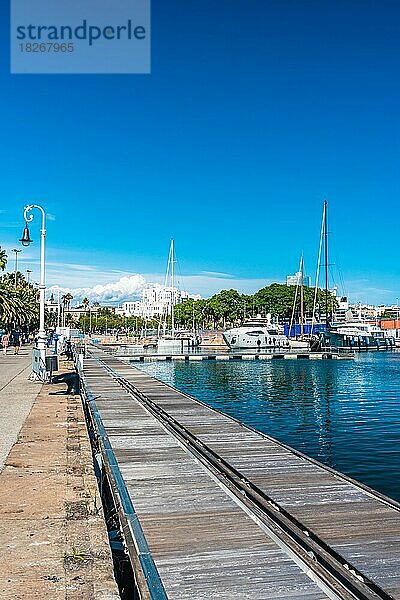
[300, 254, 304, 336]
[171, 240, 175, 337]
[22, 205, 47, 375]
[324, 199, 329, 329]
[12, 249, 21, 289]
[57, 287, 60, 329]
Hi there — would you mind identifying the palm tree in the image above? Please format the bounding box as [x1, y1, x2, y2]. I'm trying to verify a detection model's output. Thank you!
[60, 293, 73, 327]
[0, 272, 39, 329]
[65, 293, 73, 309]
[0, 247, 7, 271]
[62, 292, 73, 308]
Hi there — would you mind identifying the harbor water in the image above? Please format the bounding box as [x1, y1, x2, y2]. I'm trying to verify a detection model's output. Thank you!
[136, 352, 400, 502]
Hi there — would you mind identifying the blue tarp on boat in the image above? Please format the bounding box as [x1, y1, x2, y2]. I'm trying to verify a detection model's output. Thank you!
[284, 323, 327, 337]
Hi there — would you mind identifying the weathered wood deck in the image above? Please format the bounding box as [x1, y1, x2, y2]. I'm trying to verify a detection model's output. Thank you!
[82, 349, 400, 599]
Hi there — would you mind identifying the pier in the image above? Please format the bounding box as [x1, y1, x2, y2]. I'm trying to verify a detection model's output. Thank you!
[110, 345, 355, 362]
[80, 348, 400, 599]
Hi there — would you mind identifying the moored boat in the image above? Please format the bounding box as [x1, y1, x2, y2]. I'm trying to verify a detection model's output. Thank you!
[321, 321, 395, 351]
[222, 315, 289, 350]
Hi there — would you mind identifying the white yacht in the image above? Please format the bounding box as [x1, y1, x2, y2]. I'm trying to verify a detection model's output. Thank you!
[222, 315, 289, 350]
[332, 321, 386, 338]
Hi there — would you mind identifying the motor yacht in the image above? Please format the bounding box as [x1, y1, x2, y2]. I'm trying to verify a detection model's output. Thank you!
[222, 315, 289, 350]
[322, 321, 395, 350]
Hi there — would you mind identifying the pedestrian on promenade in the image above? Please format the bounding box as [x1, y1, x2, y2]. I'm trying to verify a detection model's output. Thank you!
[1, 331, 10, 355]
[13, 331, 21, 355]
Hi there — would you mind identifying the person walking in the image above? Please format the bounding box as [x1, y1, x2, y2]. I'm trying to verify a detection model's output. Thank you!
[13, 331, 21, 355]
[1, 331, 10, 355]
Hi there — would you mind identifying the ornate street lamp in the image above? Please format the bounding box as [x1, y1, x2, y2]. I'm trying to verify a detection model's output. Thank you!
[20, 204, 47, 377]
[20, 222, 33, 246]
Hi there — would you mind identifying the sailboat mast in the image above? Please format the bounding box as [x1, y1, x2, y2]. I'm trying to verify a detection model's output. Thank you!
[324, 199, 329, 329]
[171, 239, 175, 338]
[300, 254, 304, 336]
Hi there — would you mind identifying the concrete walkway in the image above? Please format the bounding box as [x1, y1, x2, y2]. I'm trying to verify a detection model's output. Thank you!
[0, 349, 40, 471]
[0, 355, 119, 599]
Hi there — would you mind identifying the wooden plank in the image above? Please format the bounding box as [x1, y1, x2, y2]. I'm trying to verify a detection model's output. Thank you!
[83, 358, 327, 599]
[98, 355, 400, 598]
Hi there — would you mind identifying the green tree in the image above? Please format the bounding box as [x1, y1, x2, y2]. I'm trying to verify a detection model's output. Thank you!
[175, 292, 251, 330]
[206, 289, 244, 328]
[254, 283, 337, 320]
[0, 272, 39, 329]
[0, 247, 7, 271]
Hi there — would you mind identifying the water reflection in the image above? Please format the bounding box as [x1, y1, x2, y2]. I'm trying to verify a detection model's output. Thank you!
[136, 353, 400, 501]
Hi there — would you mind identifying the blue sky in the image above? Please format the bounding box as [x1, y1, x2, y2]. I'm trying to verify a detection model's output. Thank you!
[1, 1, 400, 304]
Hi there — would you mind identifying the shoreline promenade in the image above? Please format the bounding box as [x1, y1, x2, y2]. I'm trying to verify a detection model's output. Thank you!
[0, 350, 40, 470]
[0, 350, 118, 599]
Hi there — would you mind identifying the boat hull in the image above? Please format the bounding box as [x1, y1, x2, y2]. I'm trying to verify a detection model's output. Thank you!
[289, 339, 310, 350]
[222, 331, 290, 350]
[320, 331, 395, 351]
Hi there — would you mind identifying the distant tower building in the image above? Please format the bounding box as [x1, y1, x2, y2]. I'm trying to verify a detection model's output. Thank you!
[286, 271, 311, 287]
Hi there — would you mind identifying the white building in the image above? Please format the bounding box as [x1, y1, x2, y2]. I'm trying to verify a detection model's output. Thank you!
[122, 284, 201, 319]
[45, 294, 59, 314]
[332, 293, 352, 323]
[286, 271, 311, 287]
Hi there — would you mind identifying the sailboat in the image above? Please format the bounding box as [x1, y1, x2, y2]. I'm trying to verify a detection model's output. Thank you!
[317, 201, 394, 351]
[288, 255, 310, 350]
[287, 201, 330, 351]
[157, 240, 200, 353]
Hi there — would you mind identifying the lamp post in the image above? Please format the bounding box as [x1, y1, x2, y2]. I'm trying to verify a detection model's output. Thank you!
[12, 248, 21, 289]
[50, 285, 62, 329]
[20, 205, 47, 374]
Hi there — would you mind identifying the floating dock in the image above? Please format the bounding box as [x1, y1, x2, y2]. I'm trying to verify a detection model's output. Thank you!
[112, 349, 354, 362]
[80, 348, 400, 599]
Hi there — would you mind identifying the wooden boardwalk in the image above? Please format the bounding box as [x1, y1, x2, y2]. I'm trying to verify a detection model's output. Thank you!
[81, 349, 400, 599]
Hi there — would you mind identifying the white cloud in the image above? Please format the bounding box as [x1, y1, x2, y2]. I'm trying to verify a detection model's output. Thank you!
[49, 274, 146, 305]
[41, 258, 400, 306]
[200, 270, 235, 278]
[44, 263, 275, 306]
[47, 261, 98, 272]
